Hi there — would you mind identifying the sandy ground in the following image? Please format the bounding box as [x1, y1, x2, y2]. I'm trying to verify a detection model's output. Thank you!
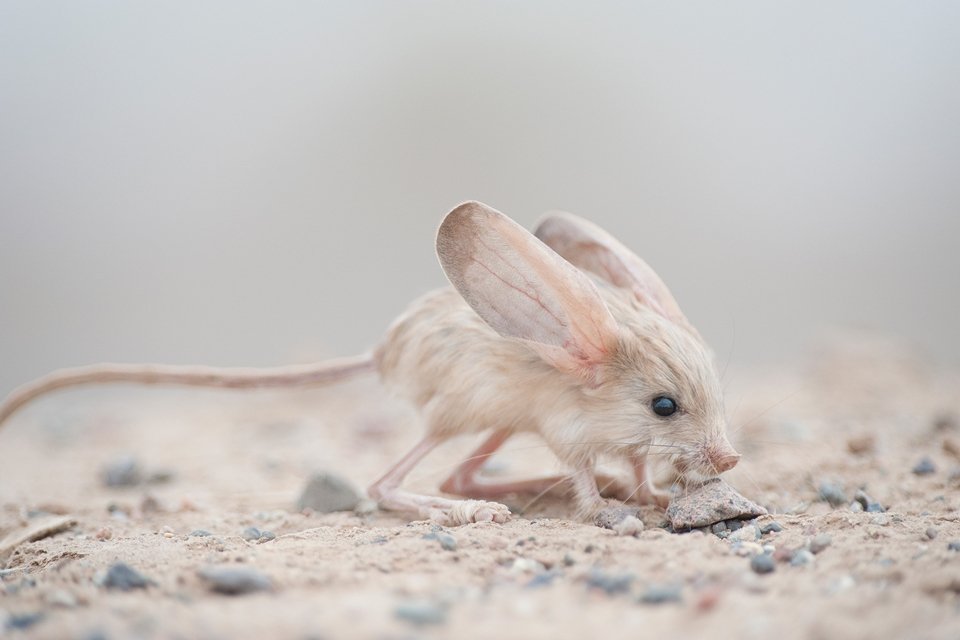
[2, 335, 960, 639]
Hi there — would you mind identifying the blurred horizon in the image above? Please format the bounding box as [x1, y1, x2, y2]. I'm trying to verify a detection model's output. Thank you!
[2, 2, 959, 398]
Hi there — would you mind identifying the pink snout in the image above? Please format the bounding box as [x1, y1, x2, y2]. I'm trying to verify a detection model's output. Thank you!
[711, 451, 741, 473]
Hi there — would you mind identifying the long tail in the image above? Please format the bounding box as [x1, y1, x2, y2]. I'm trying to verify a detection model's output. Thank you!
[0, 353, 376, 427]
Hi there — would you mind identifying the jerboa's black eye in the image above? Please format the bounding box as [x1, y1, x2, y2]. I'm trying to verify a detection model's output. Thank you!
[651, 396, 678, 417]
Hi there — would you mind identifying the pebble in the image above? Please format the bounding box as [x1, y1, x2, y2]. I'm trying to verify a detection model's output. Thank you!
[925, 527, 938, 540]
[189, 529, 212, 537]
[711, 522, 727, 535]
[817, 481, 847, 507]
[257, 530, 276, 543]
[102, 456, 142, 487]
[790, 549, 815, 567]
[242, 527, 262, 541]
[423, 532, 458, 551]
[296, 472, 362, 512]
[103, 562, 153, 591]
[853, 489, 885, 513]
[870, 514, 890, 526]
[585, 568, 634, 595]
[525, 571, 559, 589]
[665, 479, 767, 530]
[394, 600, 447, 626]
[809, 533, 832, 554]
[725, 519, 744, 532]
[638, 584, 683, 604]
[197, 566, 272, 595]
[6, 612, 44, 630]
[750, 553, 776, 574]
[728, 525, 760, 543]
[846, 434, 876, 455]
[947, 541, 960, 552]
[759, 521, 783, 535]
[732, 541, 764, 557]
[95, 527, 113, 541]
[612, 515, 644, 537]
[913, 456, 937, 476]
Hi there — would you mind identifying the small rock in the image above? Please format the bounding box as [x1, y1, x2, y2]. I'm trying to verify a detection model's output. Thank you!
[257, 530, 276, 543]
[725, 519, 744, 532]
[947, 541, 960, 552]
[790, 549, 815, 567]
[809, 533, 832, 554]
[773, 547, 796, 563]
[6, 612, 44, 630]
[711, 522, 727, 535]
[759, 521, 783, 535]
[198, 566, 272, 595]
[394, 600, 447, 626]
[729, 525, 760, 543]
[750, 554, 775, 574]
[846, 434, 876, 455]
[612, 515, 644, 537]
[732, 541, 764, 557]
[595, 505, 642, 530]
[638, 584, 683, 604]
[525, 571, 559, 589]
[438, 533, 459, 550]
[189, 529, 212, 537]
[913, 457, 937, 476]
[562, 554, 575, 567]
[296, 472, 362, 512]
[585, 568, 634, 595]
[870, 514, 890, 526]
[849, 501, 864, 513]
[44, 589, 78, 608]
[817, 482, 847, 507]
[95, 527, 113, 541]
[509, 558, 545, 574]
[665, 479, 766, 530]
[146, 469, 176, 484]
[925, 527, 938, 540]
[242, 527, 261, 541]
[103, 563, 153, 591]
[140, 495, 161, 514]
[102, 456, 142, 487]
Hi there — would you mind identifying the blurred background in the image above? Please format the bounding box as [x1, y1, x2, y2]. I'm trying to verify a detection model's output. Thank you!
[1, 1, 958, 398]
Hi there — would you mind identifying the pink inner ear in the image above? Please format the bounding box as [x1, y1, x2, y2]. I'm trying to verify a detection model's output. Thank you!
[436, 202, 620, 379]
[535, 213, 690, 329]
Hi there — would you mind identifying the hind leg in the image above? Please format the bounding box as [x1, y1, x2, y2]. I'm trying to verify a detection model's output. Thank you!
[368, 434, 511, 525]
[439, 429, 634, 501]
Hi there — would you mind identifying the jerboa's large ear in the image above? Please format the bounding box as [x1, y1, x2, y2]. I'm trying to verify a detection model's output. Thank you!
[437, 202, 620, 382]
[534, 212, 692, 330]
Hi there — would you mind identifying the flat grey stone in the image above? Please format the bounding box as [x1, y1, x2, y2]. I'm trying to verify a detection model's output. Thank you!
[666, 479, 767, 530]
[296, 472, 362, 512]
[198, 566, 272, 595]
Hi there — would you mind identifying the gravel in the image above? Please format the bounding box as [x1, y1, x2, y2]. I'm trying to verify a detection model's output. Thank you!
[197, 566, 272, 595]
[585, 568, 635, 595]
[759, 521, 783, 535]
[810, 533, 833, 554]
[394, 600, 448, 625]
[750, 554, 776, 574]
[790, 549, 815, 567]
[912, 456, 937, 475]
[102, 456, 142, 488]
[296, 472, 363, 512]
[102, 563, 153, 591]
[817, 481, 847, 507]
[638, 584, 683, 604]
[189, 529, 212, 537]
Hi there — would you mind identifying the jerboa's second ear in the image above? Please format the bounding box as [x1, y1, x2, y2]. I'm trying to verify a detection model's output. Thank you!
[437, 201, 620, 381]
[534, 212, 693, 331]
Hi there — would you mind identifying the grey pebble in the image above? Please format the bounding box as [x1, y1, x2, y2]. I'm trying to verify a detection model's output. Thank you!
[817, 481, 847, 507]
[257, 530, 276, 543]
[422, 531, 458, 551]
[729, 525, 760, 543]
[197, 566, 272, 595]
[725, 519, 744, 532]
[103, 562, 153, 591]
[948, 541, 960, 552]
[638, 584, 683, 604]
[790, 549, 815, 567]
[562, 554, 576, 567]
[394, 600, 447, 626]
[297, 472, 362, 512]
[711, 522, 727, 535]
[6, 612, 45, 630]
[525, 571, 559, 589]
[913, 456, 937, 476]
[925, 527, 938, 540]
[189, 529, 212, 537]
[750, 553, 776, 574]
[759, 521, 783, 535]
[242, 527, 261, 541]
[585, 568, 634, 595]
[810, 533, 832, 554]
[102, 456, 142, 488]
